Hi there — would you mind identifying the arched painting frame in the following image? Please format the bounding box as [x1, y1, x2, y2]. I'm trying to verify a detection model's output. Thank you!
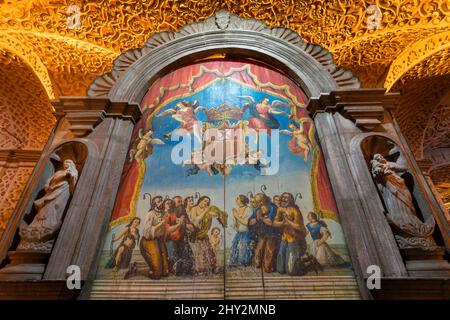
[89, 10, 361, 299]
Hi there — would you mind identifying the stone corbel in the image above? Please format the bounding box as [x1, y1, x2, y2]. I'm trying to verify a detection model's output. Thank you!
[308, 89, 399, 131]
[52, 97, 141, 137]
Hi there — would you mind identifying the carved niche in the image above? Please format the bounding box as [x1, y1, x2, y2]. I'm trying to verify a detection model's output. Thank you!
[361, 135, 445, 258]
[0, 142, 87, 280]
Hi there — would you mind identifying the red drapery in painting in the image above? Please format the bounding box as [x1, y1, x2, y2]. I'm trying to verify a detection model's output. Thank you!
[110, 60, 338, 229]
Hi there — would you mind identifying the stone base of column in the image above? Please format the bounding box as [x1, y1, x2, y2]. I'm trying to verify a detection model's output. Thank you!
[402, 247, 450, 277]
[0, 250, 50, 280]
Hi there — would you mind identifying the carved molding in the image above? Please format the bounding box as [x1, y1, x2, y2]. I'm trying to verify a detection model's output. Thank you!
[0, 149, 42, 164]
[307, 89, 398, 130]
[88, 9, 360, 98]
[52, 97, 142, 137]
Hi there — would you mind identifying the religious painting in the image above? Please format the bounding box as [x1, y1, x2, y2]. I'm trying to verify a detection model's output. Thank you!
[93, 60, 354, 298]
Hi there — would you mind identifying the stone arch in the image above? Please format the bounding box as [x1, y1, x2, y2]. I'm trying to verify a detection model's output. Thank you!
[0, 51, 55, 151]
[88, 10, 359, 103]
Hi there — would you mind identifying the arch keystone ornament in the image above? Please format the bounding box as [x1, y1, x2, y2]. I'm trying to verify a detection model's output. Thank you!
[1, 9, 450, 300]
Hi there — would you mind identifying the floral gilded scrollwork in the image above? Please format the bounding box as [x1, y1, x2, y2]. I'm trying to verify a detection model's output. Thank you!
[0, 0, 448, 94]
[394, 74, 450, 159]
[0, 51, 55, 150]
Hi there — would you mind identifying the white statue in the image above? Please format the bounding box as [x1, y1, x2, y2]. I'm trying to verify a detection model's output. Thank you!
[370, 154, 436, 250]
[18, 159, 78, 251]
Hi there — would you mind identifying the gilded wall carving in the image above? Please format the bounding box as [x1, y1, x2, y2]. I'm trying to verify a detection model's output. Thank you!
[394, 74, 450, 159]
[0, 51, 54, 150]
[388, 32, 450, 91]
[0, 166, 34, 236]
[0, 1, 448, 95]
[423, 92, 450, 153]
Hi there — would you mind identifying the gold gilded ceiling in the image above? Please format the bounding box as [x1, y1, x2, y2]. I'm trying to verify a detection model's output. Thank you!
[0, 0, 449, 96]
[0, 50, 54, 150]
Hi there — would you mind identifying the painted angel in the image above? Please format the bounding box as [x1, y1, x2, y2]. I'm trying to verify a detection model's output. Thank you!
[280, 120, 312, 162]
[238, 96, 290, 133]
[128, 128, 164, 164]
[156, 100, 206, 140]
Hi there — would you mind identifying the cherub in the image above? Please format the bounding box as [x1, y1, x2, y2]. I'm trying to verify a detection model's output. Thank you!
[280, 120, 312, 162]
[209, 227, 222, 259]
[128, 128, 164, 164]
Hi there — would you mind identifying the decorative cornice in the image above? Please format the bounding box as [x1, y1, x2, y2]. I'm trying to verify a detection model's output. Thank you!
[307, 89, 399, 131]
[88, 9, 359, 98]
[0, 149, 42, 163]
[52, 97, 142, 137]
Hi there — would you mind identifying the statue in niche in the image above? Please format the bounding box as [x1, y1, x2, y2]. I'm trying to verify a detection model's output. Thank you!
[17, 159, 78, 252]
[370, 154, 437, 251]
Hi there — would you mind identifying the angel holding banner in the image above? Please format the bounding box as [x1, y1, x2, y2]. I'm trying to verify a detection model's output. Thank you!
[280, 120, 312, 162]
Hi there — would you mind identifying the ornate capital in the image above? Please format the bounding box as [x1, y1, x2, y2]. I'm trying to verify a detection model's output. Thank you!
[52, 97, 142, 137]
[307, 89, 399, 130]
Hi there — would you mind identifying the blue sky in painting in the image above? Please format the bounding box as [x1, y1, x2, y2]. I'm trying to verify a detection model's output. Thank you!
[143, 78, 310, 189]
[133, 78, 345, 246]
[101, 78, 347, 249]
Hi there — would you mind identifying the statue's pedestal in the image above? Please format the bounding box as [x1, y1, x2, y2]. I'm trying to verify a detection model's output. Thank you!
[0, 250, 50, 280]
[402, 247, 450, 277]
[401, 247, 445, 260]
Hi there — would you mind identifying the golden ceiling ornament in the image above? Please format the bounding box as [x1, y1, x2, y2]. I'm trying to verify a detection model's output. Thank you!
[0, 30, 117, 96]
[0, 0, 445, 52]
[385, 30, 450, 91]
[19, 32, 116, 96]
[331, 26, 449, 86]
[0, 0, 448, 96]
[0, 32, 56, 98]
[0, 50, 55, 150]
